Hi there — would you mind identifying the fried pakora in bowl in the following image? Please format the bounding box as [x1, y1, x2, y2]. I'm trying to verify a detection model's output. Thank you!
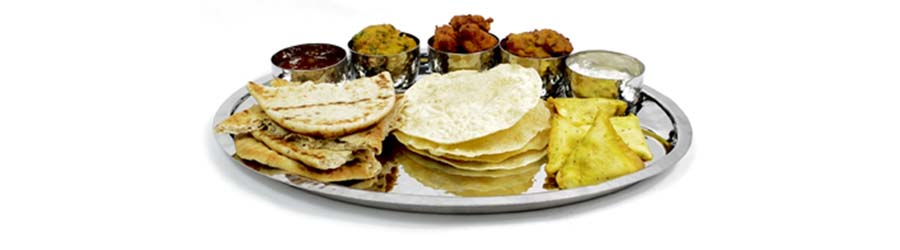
[427, 14, 500, 73]
[500, 29, 574, 98]
[502, 29, 573, 58]
[348, 24, 420, 89]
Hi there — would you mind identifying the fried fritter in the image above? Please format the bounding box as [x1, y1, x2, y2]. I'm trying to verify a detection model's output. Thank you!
[450, 14, 493, 31]
[431, 14, 498, 53]
[458, 23, 498, 53]
[432, 25, 459, 52]
[503, 29, 574, 58]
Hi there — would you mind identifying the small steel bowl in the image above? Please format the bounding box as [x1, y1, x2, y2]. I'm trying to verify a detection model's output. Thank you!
[427, 34, 500, 74]
[270, 43, 348, 83]
[499, 38, 569, 98]
[347, 33, 420, 90]
[565, 50, 645, 107]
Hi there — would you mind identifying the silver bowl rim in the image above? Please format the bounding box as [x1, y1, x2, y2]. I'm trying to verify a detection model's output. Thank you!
[565, 49, 647, 77]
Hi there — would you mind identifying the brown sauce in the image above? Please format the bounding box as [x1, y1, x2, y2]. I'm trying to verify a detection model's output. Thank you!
[272, 44, 345, 70]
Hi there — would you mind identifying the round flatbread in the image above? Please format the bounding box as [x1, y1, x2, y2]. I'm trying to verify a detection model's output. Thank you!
[394, 101, 550, 159]
[398, 150, 541, 197]
[400, 64, 543, 144]
[404, 144, 547, 171]
[397, 148, 543, 178]
[439, 130, 549, 163]
[397, 129, 549, 163]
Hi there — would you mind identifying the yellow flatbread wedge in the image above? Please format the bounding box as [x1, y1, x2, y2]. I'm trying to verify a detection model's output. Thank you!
[610, 115, 653, 161]
[546, 114, 590, 177]
[549, 97, 627, 125]
[233, 134, 381, 182]
[405, 145, 547, 171]
[546, 97, 650, 177]
[394, 101, 550, 159]
[399, 149, 541, 197]
[556, 113, 644, 189]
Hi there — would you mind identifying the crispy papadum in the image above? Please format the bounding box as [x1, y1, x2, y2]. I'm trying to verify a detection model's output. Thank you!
[394, 100, 549, 159]
[398, 149, 541, 197]
[398, 147, 542, 178]
[432, 130, 549, 163]
[404, 145, 546, 171]
[400, 64, 543, 144]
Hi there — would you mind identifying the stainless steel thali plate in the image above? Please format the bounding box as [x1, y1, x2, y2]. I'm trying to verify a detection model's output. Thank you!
[212, 74, 692, 214]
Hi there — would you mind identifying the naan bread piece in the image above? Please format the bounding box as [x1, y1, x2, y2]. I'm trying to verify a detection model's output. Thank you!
[400, 64, 543, 144]
[394, 100, 549, 158]
[348, 158, 398, 192]
[233, 97, 403, 153]
[217, 98, 404, 169]
[270, 78, 314, 87]
[233, 134, 381, 182]
[248, 72, 395, 138]
[610, 115, 653, 161]
[214, 105, 268, 134]
[405, 145, 546, 171]
[399, 150, 541, 197]
[556, 113, 644, 189]
[250, 130, 354, 170]
[332, 95, 404, 154]
[234, 155, 287, 176]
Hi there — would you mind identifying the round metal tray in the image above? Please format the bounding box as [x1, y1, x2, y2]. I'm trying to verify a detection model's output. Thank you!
[212, 73, 692, 214]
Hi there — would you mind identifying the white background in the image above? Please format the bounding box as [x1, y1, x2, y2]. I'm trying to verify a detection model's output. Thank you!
[1, 0, 898, 249]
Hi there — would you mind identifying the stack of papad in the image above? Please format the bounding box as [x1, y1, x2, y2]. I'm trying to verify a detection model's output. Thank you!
[398, 148, 541, 197]
[547, 97, 654, 189]
[215, 72, 404, 187]
[395, 64, 549, 190]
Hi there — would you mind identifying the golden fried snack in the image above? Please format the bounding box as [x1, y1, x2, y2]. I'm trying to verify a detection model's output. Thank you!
[458, 23, 498, 53]
[450, 14, 493, 31]
[431, 14, 498, 53]
[503, 29, 574, 58]
[432, 25, 459, 52]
